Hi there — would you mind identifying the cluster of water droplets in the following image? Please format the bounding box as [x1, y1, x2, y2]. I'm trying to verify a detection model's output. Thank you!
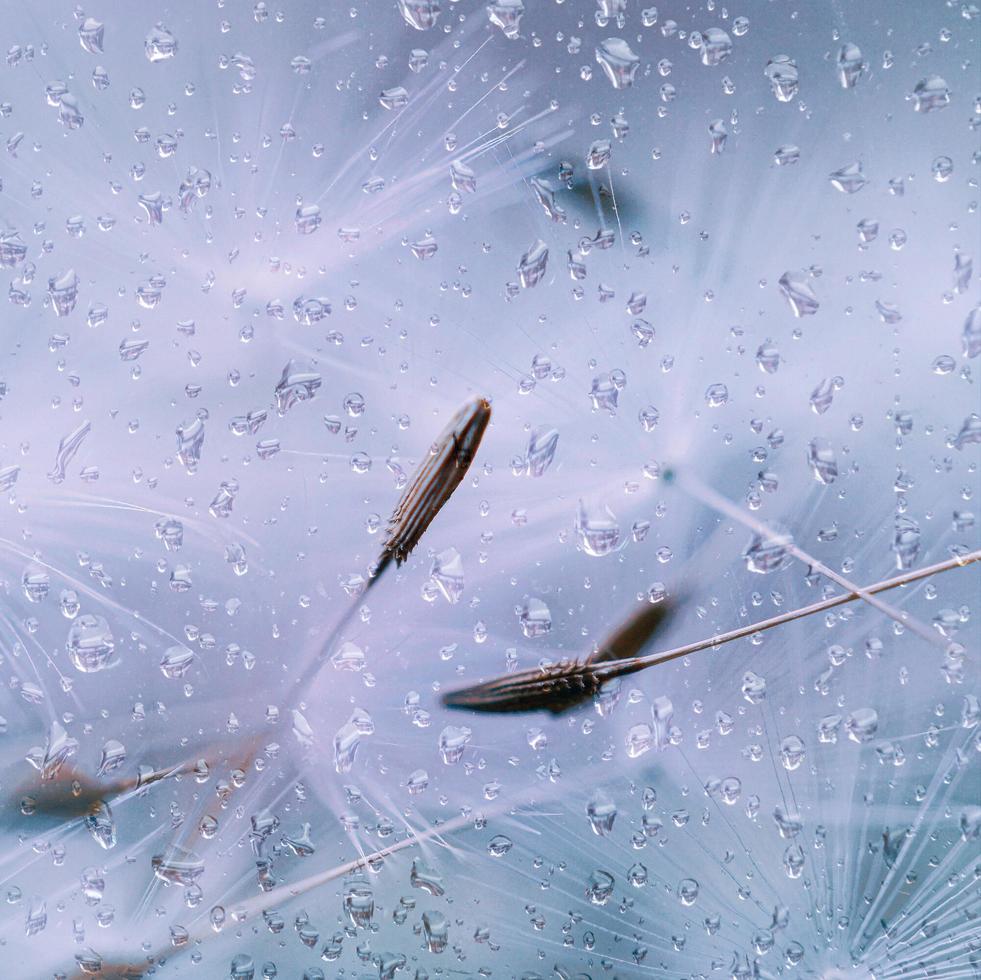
[0, 0, 976, 978]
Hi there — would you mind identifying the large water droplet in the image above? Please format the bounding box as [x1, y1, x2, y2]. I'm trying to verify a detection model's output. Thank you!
[595, 38, 639, 89]
[518, 596, 552, 637]
[398, 0, 440, 29]
[779, 270, 819, 316]
[486, 0, 524, 38]
[912, 75, 950, 112]
[517, 239, 548, 287]
[743, 526, 793, 574]
[67, 615, 115, 673]
[699, 27, 732, 66]
[836, 43, 865, 88]
[576, 500, 621, 556]
[145, 24, 178, 62]
[808, 438, 838, 484]
[586, 790, 617, 836]
[764, 55, 799, 102]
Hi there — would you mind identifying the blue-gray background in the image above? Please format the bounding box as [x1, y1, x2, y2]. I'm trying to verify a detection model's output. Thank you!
[0, 1, 978, 977]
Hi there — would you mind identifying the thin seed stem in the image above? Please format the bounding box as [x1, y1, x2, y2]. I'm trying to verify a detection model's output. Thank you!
[180, 554, 978, 947]
[288, 590, 364, 704]
[674, 472, 950, 652]
[210, 811, 469, 928]
[184, 783, 555, 946]
[615, 548, 980, 676]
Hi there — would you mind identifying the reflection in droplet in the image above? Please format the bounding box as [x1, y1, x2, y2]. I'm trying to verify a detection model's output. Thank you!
[595, 38, 639, 89]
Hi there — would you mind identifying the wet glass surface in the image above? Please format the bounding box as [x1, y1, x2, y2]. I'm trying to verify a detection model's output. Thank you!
[0, 2, 978, 977]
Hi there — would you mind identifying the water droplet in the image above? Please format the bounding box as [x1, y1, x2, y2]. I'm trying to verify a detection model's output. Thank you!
[529, 176, 566, 222]
[783, 844, 805, 878]
[152, 848, 204, 886]
[893, 516, 921, 569]
[160, 645, 195, 679]
[96, 740, 126, 778]
[829, 161, 867, 194]
[422, 910, 449, 952]
[78, 18, 104, 55]
[586, 790, 617, 835]
[145, 24, 178, 62]
[743, 526, 793, 574]
[953, 252, 973, 294]
[229, 954, 255, 980]
[962, 306, 981, 358]
[845, 707, 879, 743]
[524, 425, 559, 477]
[741, 671, 767, 703]
[699, 28, 732, 66]
[810, 377, 840, 415]
[626, 724, 654, 758]
[960, 807, 981, 841]
[954, 413, 981, 450]
[48, 268, 79, 317]
[577, 500, 621, 556]
[275, 360, 322, 414]
[333, 710, 373, 772]
[779, 735, 806, 771]
[586, 139, 612, 170]
[708, 118, 728, 154]
[517, 239, 548, 287]
[774, 144, 800, 166]
[406, 768, 429, 794]
[67, 615, 115, 673]
[721, 777, 741, 805]
[22, 567, 50, 603]
[450, 158, 476, 194]
[518, 597, 551, 637]
[875, 299, 902, 323]
[281, 823, 315, 858]
[755, 341, 780, 374]
[488, 0, 526, 37]
[408, 47, 429, 72]
[678, 878, 699, 905]
[704, 383, 728, 407]
[627, 862, 648, 887]
[430, 548, 464, 603]
[438, 725, 472, 764]
[85, 800, 116, 850]
[764, 55, 799, 102]
[638, 406, 659, 432]
[398, 0, 440, 30]
[379, 86, 409, 111]
[779, 270, 819, 316]
[932, 155, 954, 182]
[295, 204, 321, 235]
[586, 869, 615, 905]
[588, 372, 621, 413]
[836, 43, 865, 88]
[808, 438, 838, 485]
[912, 75, 950, 112]
[595, 38, 639, 89]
